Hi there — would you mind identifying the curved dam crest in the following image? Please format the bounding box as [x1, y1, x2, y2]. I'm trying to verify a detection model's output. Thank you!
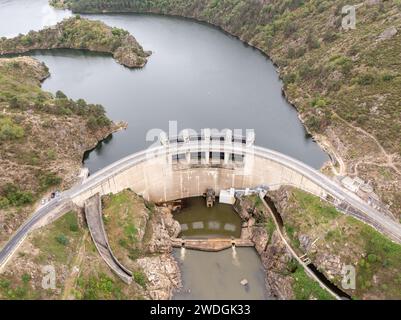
[69, 142, 327, 206]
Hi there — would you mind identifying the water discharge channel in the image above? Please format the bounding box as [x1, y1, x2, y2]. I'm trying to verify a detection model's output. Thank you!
[171, 197, 269, 299]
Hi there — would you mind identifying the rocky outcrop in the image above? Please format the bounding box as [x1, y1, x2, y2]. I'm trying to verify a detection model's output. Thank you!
[267, 189, 291, 216]
[0, 56, 51, 81]
[161, 207, 181, 239]
[137, 206, 181, 299]
[113, 44, 150, 68]
[262, 231, 294, 300]
[136, 254, 182, 300]
[314, 253, 343, 280]
[234, 196, 266, 223]
[250, 226, 269, 254]
[377, 26, 398, 41]
[146, 207, 181, 254]
[234, 198, 252, 220]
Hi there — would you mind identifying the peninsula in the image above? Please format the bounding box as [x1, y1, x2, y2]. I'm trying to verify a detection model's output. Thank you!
[0, 16, 151, 68]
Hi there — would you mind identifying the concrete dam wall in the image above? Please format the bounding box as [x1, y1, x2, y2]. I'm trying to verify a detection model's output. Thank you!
[69, 140, 327, 207]
[65, 133, 401, 244]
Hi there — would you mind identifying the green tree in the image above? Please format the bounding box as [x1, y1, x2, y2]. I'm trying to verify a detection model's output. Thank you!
[21, 273, 31, 284]
[39, 172, 62, 190]
[9, 96, 19, 109]
[0, 117, 25, 141]
[56, 234, 69, 246]
[55, 90, 67, 99]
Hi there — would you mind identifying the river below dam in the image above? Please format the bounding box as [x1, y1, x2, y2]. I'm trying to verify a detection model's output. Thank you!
[0, 0, 330, 300]
[172, 197, 269, 299]
[173, 247, 269, 300]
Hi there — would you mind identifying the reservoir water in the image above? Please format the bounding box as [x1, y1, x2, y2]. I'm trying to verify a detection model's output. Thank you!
[0, 0, 328, 172]
[0, 0, 329, 300]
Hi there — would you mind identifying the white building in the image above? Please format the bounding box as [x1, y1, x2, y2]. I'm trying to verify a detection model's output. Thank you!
[219, 188, 236, 204]
[341, 176, 365, 193]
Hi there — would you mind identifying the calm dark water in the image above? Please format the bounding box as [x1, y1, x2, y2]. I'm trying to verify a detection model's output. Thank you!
[174, 197, 242, 239]
[0, 0, 328, 173]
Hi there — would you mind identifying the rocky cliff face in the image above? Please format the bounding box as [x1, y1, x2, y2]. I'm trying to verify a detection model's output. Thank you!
[139, 206, 182, 299]
[145, 207, 181, 254]
[235, 196, 294, 299]
[136, 254, 181, 300]
[263, 232, 295, 300]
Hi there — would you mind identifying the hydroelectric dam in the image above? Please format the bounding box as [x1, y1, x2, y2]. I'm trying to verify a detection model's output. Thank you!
[2, 129, 401, 276]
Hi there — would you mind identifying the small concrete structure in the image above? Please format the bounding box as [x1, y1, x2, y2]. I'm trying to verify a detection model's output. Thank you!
[205, 188, 216, 207]
[219, 188, 236, 205]
[341, 176, 364, 193]
[172, 238, 254, 252]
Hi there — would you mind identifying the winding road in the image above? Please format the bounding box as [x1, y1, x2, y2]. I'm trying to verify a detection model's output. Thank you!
[1, 138, 401, 270]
